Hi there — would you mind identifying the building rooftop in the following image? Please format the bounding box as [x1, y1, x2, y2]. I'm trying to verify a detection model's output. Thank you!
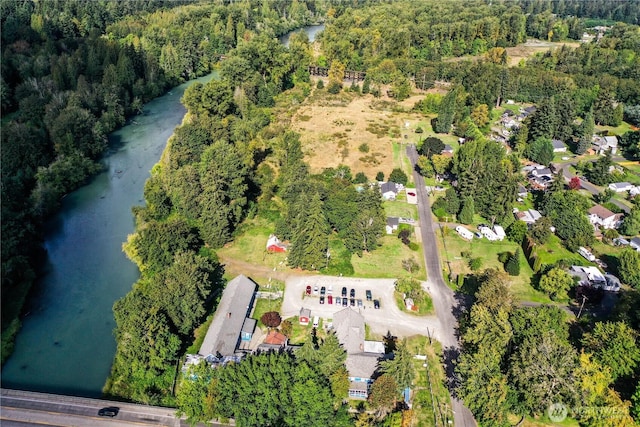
[198, 275, 257, 358]
[333, 307, 365, 354]
[346, 353, 382, 379]
[588, 204, 616, 220]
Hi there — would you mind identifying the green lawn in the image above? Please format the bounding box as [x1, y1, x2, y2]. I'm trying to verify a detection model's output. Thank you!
[394, 291, 433, 316]
[436, 228, 552, 303]
[253, 297, 284, 329]
[535, 234, 588, 267]
[351, 235, 426, 280]
[218, 216, 287, 269]
[594, 121, 634, 136]
[384, 200, 418, 219]
[286, 316, 329, 345]
[392, 142, 415, 185]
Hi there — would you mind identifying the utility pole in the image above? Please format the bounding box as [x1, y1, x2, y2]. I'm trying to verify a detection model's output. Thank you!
[577, 294, 588, 318]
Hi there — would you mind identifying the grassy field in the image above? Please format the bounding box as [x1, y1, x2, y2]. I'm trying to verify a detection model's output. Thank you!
[436, 227, 552, 303]
[252, 297, 284, 329]
[218, 216, 287, 269]
[384, 200, 419, 219]
[351, 235, 426, 280]
[405, 336, 452, 427]
[394, 291, 434, 316]
[534, 234, 588, 268]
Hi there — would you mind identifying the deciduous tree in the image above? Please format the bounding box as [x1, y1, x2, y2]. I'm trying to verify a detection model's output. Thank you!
[582, 321, 640, 381]
[538, 267, 573, 300]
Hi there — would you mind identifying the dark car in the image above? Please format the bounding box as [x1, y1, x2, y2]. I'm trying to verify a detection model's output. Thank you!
[342, 298, 348, 307]
[373, 299, 380, 309]
[320, 286, 326, 295]
[341, 287, 347, 297]
[320, 296, 325, 304]
[365, 290, 372, 301]
[350, 288, 355, 298]
[350, 298, 355, 307]
[306, 285, 311, 295]
[98, 407, 119, 417]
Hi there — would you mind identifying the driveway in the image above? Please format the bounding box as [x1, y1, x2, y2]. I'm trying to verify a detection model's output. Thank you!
[554, 162, 631, 213]
[282, 276, 440, 339]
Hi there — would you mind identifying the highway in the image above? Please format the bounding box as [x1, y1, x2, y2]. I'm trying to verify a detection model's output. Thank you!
[407, 145, 477, 427]
[0, 388, 228, 427]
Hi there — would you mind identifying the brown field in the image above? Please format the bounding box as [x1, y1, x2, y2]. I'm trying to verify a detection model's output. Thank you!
[291, 88, 429, 177]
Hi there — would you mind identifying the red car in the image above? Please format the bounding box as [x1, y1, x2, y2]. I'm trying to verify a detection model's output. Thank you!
[327, 295, 333, 305]
[306, 285, 311, 295]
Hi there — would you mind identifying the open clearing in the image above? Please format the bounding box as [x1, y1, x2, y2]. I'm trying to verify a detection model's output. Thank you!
[291, 90, 427, 179]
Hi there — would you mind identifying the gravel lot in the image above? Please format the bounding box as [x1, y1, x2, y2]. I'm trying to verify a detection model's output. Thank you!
[282, 275, 441, 340]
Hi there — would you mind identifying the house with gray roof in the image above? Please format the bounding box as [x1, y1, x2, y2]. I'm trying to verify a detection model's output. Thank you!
[380, 181, 400, 200]
[197, 275, 257, 362]
[386, 217, 399, 234]
[333, 307, 386, 399]
[551, 139, 567, 152]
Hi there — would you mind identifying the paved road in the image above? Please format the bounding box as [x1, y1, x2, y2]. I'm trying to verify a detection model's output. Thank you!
[282, 276, 441, 339]
[555, 162, 631, 213]
[0, 388, 228, 427]
[407, 145, 477, 427]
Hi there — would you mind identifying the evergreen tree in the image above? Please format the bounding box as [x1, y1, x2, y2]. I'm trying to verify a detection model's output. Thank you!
[435, 86, 457, 133]
[619, 204, 640, 236]
[458, 196, 475, 224]
[588, 149, 613, 186]
[505, 249, 520, 276]
[288, 193, 329, 270]
[379, 340, 415, 393]
[444, 187, 460, 215]
[528, 100, 556, 142]
[525, 137, 554, 165]
[576, 109, 594, 155]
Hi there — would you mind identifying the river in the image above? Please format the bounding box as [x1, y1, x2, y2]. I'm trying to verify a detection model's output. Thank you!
[1, 24, 324, 398]
[1, 73, 215, 397]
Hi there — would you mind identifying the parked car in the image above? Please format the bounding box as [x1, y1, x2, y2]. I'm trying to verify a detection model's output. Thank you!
[350, 288, 356, 298]
[313, 286, 319, 295]
[328, 295, 333, 304]
[327, 285, 333, 294]
[357, 299, 363, 307]
[98, 407, 119, 417]
[320, 286, 326, 295]
[320, 296, 325, 304]
[341, 287, 347, 297]
[365, 290, 372, 301]
[350, 298, 355, 306]
[342, 298, 348, 307]
[306, 285, 311, 295]
[335, 297, 341, 305]
[373, 300, 380, 309]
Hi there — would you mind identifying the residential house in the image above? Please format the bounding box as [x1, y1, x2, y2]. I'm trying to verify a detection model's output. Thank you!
[514, 208, 542, 224]
[299, 308, 311, 325]
[380, 181, 400, 200]
[570, 265, 607, 288]
[588, 205, 623, 229]
[592, 135, 618, 155]
[333, 307, 386, 399]
[441, 144, 454, 156]
[551, 139, 567, 153]
[196, 275, 257, 364]
[256, 330, 290, 353]
[609, 182, 634, 193]
[517, 184, 528, 199]
[386, 217, 399, 234]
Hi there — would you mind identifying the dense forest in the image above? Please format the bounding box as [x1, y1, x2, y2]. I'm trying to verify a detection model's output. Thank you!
[2, 0, 640, 425]
[0, 0, 320, 363]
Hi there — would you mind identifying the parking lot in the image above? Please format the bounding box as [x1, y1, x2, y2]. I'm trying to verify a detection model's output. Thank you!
[282, 275, 441, 340]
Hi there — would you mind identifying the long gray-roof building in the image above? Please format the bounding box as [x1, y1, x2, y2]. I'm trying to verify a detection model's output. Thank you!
[198, 274, 257, 359]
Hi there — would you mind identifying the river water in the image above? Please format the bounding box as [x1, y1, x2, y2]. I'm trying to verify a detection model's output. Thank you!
[1, 24, 324, 398]
[1, 73, 215, 397]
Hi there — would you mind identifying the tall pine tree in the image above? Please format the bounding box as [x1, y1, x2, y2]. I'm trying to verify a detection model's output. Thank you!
[576, 109, 594, 155]
[288, 193, 329, 270]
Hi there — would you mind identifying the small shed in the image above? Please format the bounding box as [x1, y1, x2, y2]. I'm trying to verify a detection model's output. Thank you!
[299, 308, 311, 325]
[404, 298, 414, 310]
[266, 234, 287, 252]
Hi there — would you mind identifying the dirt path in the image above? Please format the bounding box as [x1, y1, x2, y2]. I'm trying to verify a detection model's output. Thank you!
[219, 254, 313, 282]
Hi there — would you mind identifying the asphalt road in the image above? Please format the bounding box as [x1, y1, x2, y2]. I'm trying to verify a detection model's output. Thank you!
[0, 388, 228, 427]
[407, 145, 477, 427]
[555, 162, 631, 213]
[282, 276, 441, 339]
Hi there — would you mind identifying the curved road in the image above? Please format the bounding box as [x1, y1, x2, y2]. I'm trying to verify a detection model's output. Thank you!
[407, 145, 477, 427]
[0, 388, 226, 427]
